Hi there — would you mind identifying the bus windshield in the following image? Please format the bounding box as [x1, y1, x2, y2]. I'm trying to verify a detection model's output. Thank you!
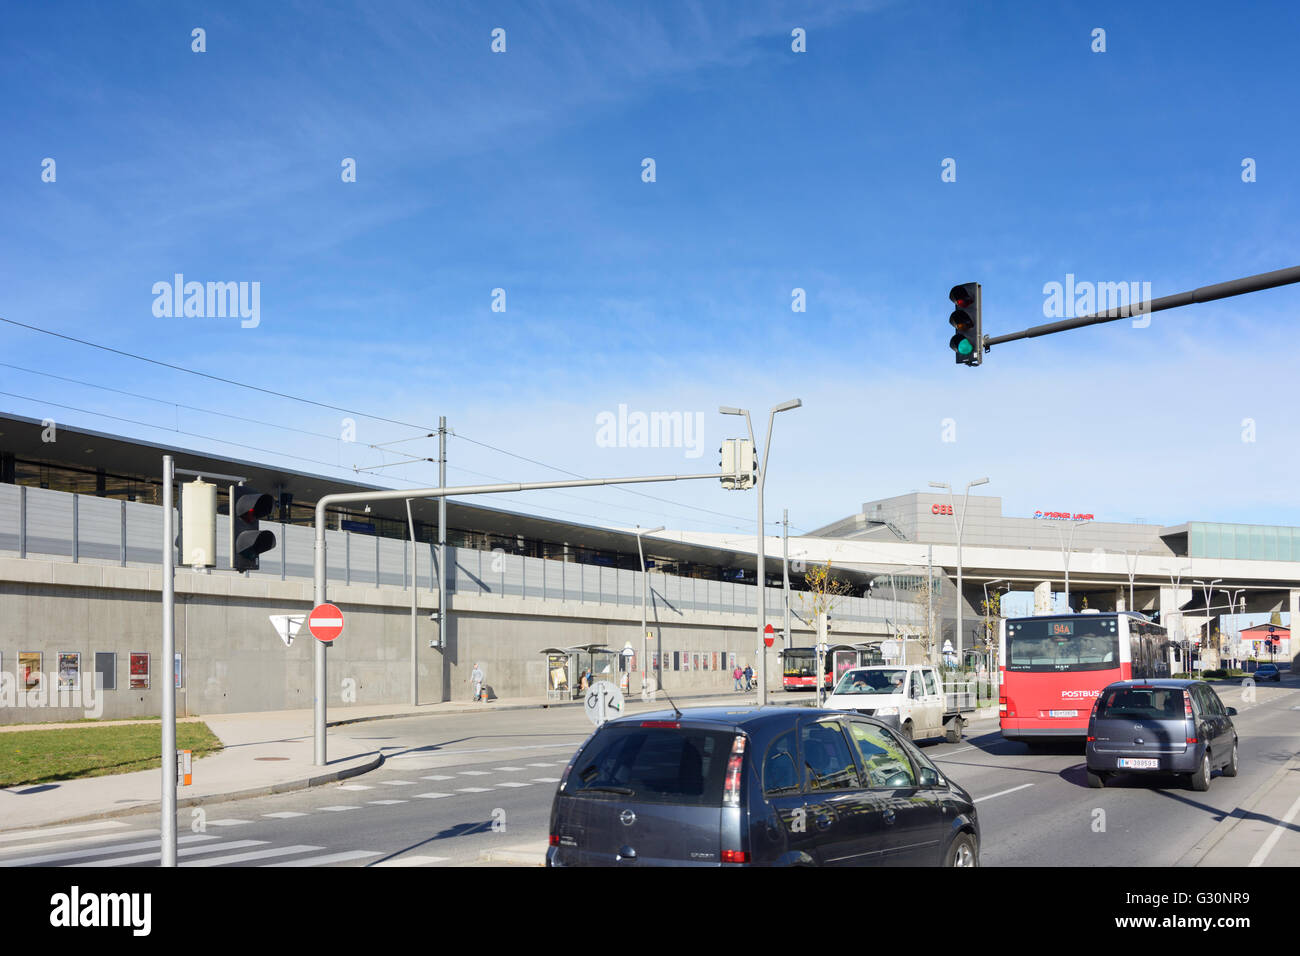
[834, 669, 907, 695]
[1006, 617, 1120, 672]
[783, 650, 815, 677]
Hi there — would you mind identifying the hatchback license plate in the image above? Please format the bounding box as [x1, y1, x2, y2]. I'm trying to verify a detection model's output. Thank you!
[1118, 758, 1159, 769]
[1048, 709, 1078, 718]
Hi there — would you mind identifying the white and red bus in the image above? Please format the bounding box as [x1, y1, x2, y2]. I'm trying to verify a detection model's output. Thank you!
[781, 644, 884, 692]
[998, 611, 1171, 742]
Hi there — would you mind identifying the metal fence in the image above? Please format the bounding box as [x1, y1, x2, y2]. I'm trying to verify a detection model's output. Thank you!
[0, 483, 921, 626]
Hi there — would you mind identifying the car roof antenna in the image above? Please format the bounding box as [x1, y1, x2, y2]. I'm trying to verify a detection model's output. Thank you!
[655, 684, 683, 720]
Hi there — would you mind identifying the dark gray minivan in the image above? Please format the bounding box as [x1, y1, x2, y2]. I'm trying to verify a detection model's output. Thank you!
[546, 705, 979, 866]
[1085, 679, 1239, 791]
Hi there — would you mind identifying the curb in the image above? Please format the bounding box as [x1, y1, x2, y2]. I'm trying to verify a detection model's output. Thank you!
[477, 846, 546, 866]
[1176, 751, 1300, 867]
[0, 751, 385, 834]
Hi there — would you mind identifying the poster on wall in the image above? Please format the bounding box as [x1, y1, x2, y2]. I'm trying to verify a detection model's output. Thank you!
[681, 652, 689, 672]
[58, 653, 81, 692]
[175, 653, 183, 690]
[728, 652, 737, 672]
[130, 652, 150, 690]
[19, 652, 42, 691]
[692, 653, 700, 670]
[547, 655, 570, 693]
[711, 652, 718, 671]
[673, 651, 680, 671]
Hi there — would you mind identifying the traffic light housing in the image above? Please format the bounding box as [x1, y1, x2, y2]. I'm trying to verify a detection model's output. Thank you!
[949, 282, 982, 366]
[719, 438, 756, 490]
[231, 485, 276, 572]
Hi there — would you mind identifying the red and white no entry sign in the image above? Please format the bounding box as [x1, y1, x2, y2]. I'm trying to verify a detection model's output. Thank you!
[308, 603, 344, 643]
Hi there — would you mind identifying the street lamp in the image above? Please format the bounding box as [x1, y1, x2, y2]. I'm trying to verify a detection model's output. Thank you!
[929, 477, 989, 672]
[1054, 519, 1091, 611]
[634, 524, 664, 694]
[722, 398, 802, 706]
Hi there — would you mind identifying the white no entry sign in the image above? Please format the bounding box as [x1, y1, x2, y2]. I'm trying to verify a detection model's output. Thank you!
[308, 603, 344, 643]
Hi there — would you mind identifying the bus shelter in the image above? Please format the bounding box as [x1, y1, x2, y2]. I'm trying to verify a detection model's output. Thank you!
[539, 644, 619, 702]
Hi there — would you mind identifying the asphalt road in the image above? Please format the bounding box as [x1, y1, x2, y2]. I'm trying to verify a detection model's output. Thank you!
[3, 678, 1296, 867]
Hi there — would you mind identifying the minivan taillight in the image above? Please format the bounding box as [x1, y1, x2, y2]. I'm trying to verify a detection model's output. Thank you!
[721, 850, 749, 863]
[549, 833, 560, 846]
[722, 735, 747, 808]
[1184, 694, 1194, 718]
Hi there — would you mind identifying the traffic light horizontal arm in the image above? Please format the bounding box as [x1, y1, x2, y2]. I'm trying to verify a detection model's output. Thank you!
[983, 264, 1300, 349]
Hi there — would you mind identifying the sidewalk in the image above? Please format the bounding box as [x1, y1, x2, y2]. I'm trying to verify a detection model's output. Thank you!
[1178, 750, 1300, 867]
[0, 689, 751, 833]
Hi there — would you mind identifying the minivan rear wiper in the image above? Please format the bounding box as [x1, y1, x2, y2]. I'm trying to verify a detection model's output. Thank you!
[581, 785, 635, 795]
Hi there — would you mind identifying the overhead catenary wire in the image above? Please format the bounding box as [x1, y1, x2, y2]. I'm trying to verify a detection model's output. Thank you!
[0, 314, 764, 530]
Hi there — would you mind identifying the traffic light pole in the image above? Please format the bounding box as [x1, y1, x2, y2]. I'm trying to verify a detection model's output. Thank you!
[310, 471, 722, 766]
[983, 264, 1300, 350]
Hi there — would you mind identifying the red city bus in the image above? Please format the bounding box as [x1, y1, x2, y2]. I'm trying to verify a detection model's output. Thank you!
[998, 611, 1171, 742]
[782, 645, 883, 691]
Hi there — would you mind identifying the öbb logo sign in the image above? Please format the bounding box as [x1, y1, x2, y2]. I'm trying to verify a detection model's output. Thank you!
[931, 504, 954, 515]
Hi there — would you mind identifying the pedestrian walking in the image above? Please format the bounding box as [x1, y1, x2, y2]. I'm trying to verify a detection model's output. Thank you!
[732, 663, 743, 691]
[471, 662, 485, 702]
[743, 664, 753, 691]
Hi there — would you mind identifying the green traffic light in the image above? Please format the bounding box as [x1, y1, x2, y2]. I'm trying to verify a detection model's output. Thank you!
[957, 338, 974, 356]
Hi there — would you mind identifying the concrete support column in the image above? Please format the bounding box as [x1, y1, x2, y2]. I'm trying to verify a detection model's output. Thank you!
[1115, 587, 1127, 613]
[1033, 581, 1052, 614]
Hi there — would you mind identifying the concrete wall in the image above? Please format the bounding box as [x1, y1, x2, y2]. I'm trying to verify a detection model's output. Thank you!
[0, 557, 882, 724]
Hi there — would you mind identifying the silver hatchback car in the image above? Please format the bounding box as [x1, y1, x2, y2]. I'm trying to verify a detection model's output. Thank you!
[1085, 679, 1238, 791]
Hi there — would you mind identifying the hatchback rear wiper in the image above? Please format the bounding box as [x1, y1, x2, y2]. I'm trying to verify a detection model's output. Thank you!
[581, 785, 635, 795]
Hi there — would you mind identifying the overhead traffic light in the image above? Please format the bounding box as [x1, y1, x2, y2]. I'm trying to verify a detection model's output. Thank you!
[949, 282, 982, 366]
[230, 485, 276, 572]
[719, 438, 756, 490]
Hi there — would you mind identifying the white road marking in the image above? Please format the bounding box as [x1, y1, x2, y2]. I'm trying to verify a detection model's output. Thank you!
[495, 782, 531, 788]
[527, 763, 556, 768]
[1249, 792, 1300, 867]
[78, 839, 267, 867]
[0, 834, 218, 867]
[413, 792, 452, 799]
[317, 805, 360, 812]
[421, 775, 456, 781]
[265, 850, 382, 867]
[458, 770, 491, 776]
[380, 780, 417, 786]
[935, 745, 977, 757]
[184, 844, 324, 867]
[339, 784, 373, 791]
[367, 800, 408, 806]
[207, 819, 252, 827]
[532, 777, 560, 783]
[456, 787, 492, 793]
[0, 828, 157, 858]
[494, 767, 525, 772]
[263, 812, 307, 819]
[973, 783, 1035, 803]
[0, 820, 130, 846]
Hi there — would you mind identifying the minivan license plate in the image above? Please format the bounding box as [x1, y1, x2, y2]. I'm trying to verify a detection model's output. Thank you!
[1048, 709, 1078, 718]
[1118, 758, 1159, 769]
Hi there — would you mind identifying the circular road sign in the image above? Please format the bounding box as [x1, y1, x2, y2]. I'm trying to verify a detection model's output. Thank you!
[308, 603, 344, 643]
[584, 680, 624, 727]
[764, 624, 775, 647]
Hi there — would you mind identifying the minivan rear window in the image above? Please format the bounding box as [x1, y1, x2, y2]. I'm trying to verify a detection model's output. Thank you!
[1095, 687, 1185, 721]
[562, 726, 734, 807]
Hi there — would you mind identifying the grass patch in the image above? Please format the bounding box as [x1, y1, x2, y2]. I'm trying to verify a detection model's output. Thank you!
[0, 723, 223, 787]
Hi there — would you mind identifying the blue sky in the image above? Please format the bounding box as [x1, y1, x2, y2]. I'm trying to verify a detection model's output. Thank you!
[2, 0, 1298, 537]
